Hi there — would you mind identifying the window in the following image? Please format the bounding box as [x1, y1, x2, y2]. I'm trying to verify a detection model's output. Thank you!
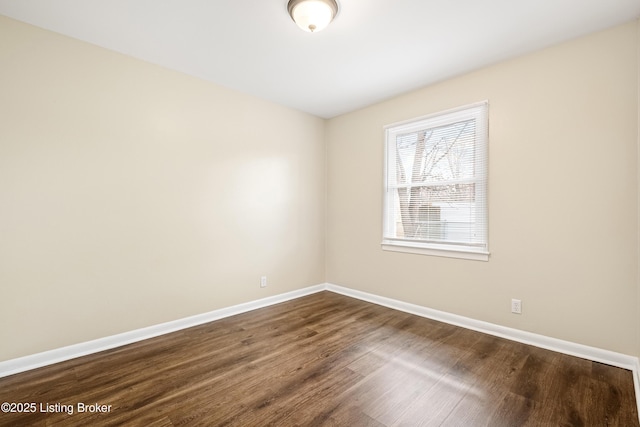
[382, 102, 489, 261]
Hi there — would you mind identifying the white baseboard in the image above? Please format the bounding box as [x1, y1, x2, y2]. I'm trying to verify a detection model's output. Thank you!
[326, 283, 638, 370]
[3, 281, 639, 421]
[0, 284, 325, 379]
[325, 283, 640, 422]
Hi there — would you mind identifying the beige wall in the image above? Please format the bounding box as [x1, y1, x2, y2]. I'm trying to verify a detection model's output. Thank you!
[326, 21, 640, 356]
[2, 14, 639, 363]
[0, 16, 326, 361]
[637, 18, 640, 359]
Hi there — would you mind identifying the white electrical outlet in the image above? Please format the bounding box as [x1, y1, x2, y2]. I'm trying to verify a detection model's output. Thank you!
[260, 276, 267, 288]
[511, 299, 522, 314]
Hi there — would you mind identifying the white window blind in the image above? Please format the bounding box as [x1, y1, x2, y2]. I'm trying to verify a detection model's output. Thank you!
[382, 102, 489, 260]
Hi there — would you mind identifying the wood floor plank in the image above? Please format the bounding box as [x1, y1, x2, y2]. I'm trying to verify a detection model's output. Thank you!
[487, 391, 538, 427]
[0, 291, 637, 426]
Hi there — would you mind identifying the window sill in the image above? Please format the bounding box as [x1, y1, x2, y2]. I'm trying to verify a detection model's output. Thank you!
[381, 241, 489, 261]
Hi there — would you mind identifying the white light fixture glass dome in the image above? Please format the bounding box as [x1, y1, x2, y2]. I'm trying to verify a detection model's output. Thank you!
[287, 0, 339, 33]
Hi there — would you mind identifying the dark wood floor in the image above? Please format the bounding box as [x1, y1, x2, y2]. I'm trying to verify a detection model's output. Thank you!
[0, 291, 637, 426]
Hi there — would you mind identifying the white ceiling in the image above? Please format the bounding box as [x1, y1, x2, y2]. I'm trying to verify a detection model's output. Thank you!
[1, 0, 639, 118]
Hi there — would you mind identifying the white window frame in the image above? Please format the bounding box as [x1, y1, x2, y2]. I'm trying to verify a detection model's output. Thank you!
[382, 101, 489, 261]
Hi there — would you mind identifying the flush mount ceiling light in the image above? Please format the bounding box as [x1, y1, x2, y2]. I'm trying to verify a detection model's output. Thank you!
[287, 0, 339, 33]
